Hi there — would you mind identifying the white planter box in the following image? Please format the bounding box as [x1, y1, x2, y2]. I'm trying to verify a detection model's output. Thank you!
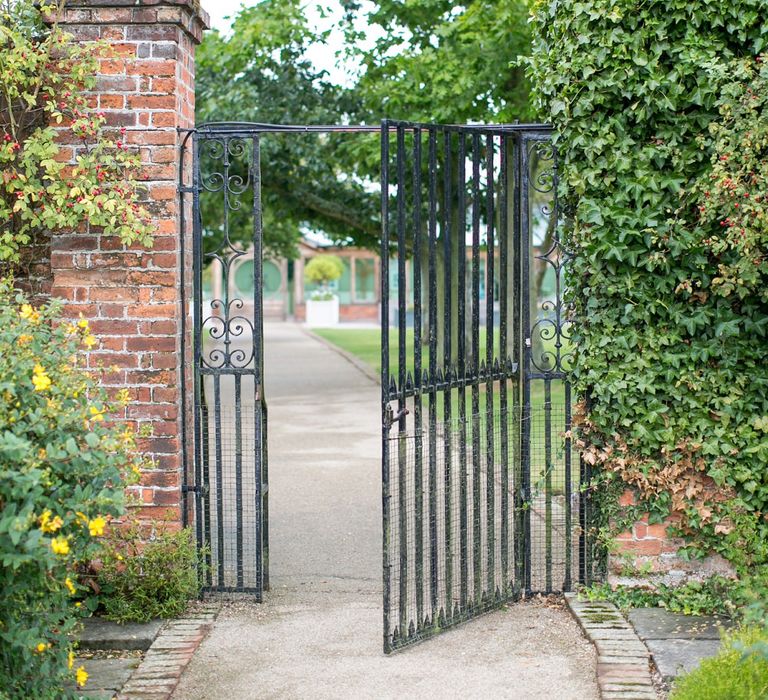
[305, 297, 340, 327]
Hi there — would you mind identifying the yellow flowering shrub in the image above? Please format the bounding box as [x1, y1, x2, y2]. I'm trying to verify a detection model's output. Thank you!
[0, 282, 140, 700]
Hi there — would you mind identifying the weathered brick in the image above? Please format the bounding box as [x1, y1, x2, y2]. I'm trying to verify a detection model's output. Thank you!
[126, 59, 175, 76]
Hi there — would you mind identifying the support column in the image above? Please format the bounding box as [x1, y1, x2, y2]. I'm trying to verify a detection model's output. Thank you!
[51, 0, 209, 527]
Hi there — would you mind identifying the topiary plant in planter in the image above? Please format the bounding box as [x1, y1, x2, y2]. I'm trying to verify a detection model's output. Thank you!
[304, 255, 344, 326]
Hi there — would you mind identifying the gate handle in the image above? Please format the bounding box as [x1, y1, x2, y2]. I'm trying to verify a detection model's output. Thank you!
[385, 406, 410, 429]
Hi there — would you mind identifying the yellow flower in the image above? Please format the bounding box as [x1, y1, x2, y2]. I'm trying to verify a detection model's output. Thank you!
[74, 601, 82, 608]
[75, 511, 88, 525]
[77, 315, 89, 329]
[39, 510, 63, 533]
[35, 642, 49, 653]
[20, 304, 40, 323]
[75, 665, 88, 688]
[65, 577, 76, 595]
[89, 406, 105, 422]
[83, 334, 97, 349]
[51, 536, 70, 556]
[116, 388, 131, 406]
[32, 364, 52, 392]
[88, 516, 106, 537]
[68, 650, 75, 670]
[18, 333, 33, 346]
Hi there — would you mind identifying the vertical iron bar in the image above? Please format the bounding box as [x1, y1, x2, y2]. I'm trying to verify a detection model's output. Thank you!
[262, 400, 270, 591]
[580, 391, 593, 586]
[191, 133, 205, 586]
[442, 129, 453, 617]
[499, 135, 510, 592]
[484, 133, 496, 596]
[380, 121, 392, 653]
[412, 128, 425, 627]
[213, 374, 225, 588]
[545, 377, 553, 592]
[427, 127, 439, 621]
[235, 374, 244, 589]
[470, 133, 482, 601]
[457, 133, 468, 610]
[252, 135, 264, 600]
[179, 135, 189, 528]
[201, 396, 212, 588]
[520, 136, 532, 594]
[396, 125, 408, 636]
[512, 134, 524, 594]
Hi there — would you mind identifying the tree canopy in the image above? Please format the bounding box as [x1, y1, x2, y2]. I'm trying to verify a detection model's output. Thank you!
[195, 0, 534, 257]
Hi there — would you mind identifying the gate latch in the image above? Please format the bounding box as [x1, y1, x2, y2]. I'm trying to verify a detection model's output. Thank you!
[384, 404, 410, 430]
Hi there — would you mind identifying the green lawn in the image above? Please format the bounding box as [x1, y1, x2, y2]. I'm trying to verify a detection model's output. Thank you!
[313, 326, 578, 495]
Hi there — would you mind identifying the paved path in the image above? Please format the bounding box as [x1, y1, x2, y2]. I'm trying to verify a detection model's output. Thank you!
[173, 323, 598, 700]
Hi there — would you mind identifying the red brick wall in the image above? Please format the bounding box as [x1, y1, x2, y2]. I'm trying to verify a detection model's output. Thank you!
[48, 0, 208, 527]
[610, 490, 733, 585]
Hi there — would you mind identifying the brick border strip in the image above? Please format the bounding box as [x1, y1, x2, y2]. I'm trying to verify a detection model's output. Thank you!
[565, 594, 657, 700]
[117, 603, 220, 699]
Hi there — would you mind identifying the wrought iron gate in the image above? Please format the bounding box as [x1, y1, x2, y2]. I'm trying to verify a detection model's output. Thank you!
[182, 126, 270, 597]
[180, 120, 595, 633]
[380, 121, 591, 653]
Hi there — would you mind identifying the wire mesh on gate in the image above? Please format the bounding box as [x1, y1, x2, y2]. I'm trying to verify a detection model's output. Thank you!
[386, 406, 521, 649]
[198, 401, 265, 594]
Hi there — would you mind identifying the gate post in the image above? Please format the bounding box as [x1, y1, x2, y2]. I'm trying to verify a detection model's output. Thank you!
[48, 0, 209, 527]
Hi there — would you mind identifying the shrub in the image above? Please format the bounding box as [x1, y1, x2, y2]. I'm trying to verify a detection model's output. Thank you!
[670, 626, 768, 700]
[527, 1, 768, 572]
[304, 255, 344, 290]
[97, 526, 201, 623]
[0, 282, 139, 699]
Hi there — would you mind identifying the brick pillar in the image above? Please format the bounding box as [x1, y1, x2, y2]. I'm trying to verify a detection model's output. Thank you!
[52, 0, 209, 527]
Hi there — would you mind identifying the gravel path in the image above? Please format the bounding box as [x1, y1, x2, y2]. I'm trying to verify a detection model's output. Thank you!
[172, 323, 598, 700]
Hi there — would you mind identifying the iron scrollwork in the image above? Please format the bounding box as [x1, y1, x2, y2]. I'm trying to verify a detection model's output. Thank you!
[198, 136, 256, 371]
[528, 139, 573, 375]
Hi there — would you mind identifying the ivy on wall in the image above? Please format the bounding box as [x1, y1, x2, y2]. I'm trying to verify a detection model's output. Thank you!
[527, 1, 768, 572]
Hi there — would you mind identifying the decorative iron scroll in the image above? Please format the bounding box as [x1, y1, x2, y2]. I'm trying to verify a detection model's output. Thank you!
[527, 138, 573, 376]
[190, 128, 267, 598]
[198, 136, 255, 372]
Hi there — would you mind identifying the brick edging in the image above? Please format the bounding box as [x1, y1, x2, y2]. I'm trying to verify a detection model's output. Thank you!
[116, 603, 220, 699]
[565, 594, 657, 700]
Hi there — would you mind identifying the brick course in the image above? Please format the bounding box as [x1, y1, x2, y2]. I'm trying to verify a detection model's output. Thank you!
[40, 0, 209, 527]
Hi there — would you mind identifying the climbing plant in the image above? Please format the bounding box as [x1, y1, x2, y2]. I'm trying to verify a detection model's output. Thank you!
[0, 0, 152, 272]
[527, 2, 768, 571]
